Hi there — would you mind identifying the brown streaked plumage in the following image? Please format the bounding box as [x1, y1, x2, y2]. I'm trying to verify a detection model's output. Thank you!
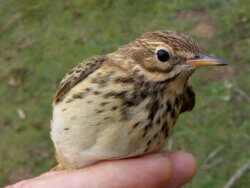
[50, 30, 227, 170]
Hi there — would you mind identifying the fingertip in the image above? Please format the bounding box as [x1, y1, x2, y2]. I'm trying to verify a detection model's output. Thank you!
[184, 152, 198, 179]
[166, 151, 198, 188]
[142, 153, 175, 186]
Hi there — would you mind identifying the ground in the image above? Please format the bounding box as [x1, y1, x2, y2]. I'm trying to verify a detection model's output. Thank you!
[0, 0, 249, 187]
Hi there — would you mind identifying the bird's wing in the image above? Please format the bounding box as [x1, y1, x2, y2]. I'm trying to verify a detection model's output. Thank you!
[53, 55, 107, 105]
[180, 84, 195, 113]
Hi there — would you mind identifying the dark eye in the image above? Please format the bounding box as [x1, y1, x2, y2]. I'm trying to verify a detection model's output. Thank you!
[157, 49, 170, 62]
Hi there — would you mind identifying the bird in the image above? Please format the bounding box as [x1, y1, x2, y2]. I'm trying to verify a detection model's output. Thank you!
[50, 30, 227, 170]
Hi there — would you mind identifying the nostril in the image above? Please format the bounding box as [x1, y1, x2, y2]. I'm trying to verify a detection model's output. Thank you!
[194, 54, 200, 59]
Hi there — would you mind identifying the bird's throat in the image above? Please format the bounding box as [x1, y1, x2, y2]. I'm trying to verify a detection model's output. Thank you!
[168, 71, 194, 94]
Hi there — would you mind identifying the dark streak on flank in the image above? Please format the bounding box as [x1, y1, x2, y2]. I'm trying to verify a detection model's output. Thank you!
[85, 88, 91, 92]
[73, 93, 82, 99]
[164, 127, 169, 138]
[153, 133, 158, 139]
[156, 116, 161, 124]
[144, 123, 152, 131]
[93, 91, 101, 95]
[175, 97, 179, 106]
[133, 122, 140, 129]
[123, 99, 138, 107]
[148, 111, 155, 121]
[171, 108, 175, 118]
[115, 77, 135, 84]
[92, 71, 114, 87]
[144, 140, 152, 153]
[111, 106, 118, 111]
[166, 100, 172, 112]
[96, 109, 104, 113]
[161, 120, 168, 132]
[162, 100, 172, 118]
[143, 98, 162, 136]
[103, 91, 116, 99]
[72, 88, 91, 100]
[103, 91, 139, 107]
[143, 123, 152, 138]
[161, 120, 169, 138]
[62, 108, 67, 111]
[68, 70, 74, 74]
[128, 122, 140, 135]
[100, 102, 109, 106]
[148, 99, 160, 121]
[64, 128, 69, 130]
[161, 124, 165, 132]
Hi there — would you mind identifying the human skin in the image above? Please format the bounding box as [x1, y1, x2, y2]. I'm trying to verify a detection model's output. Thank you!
[7, 151, 197, 188]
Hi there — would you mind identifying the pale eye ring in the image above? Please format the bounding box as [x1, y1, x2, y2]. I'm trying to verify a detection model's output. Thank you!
[157, 49, 170, 62]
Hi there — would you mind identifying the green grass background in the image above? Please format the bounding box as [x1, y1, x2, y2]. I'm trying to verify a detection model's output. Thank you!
[0, 0, 249, 187]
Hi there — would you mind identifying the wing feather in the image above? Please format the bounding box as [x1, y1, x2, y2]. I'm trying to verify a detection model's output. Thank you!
[53, 55, 107, 105]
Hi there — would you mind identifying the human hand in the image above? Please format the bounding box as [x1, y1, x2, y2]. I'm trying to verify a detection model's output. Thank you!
[8, 151, 197, 188]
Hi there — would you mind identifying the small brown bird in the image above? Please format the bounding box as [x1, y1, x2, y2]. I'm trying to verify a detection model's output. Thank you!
[50, 30, 227, 170]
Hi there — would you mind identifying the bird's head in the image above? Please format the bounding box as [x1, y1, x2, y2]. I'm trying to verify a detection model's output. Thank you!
[114, 30, 227, 87]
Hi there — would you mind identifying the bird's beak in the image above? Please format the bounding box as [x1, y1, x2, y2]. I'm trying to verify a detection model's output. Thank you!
[186, 53, 228, 67]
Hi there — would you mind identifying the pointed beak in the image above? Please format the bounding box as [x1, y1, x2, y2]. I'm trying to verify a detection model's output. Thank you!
[186, 53, 228, 67]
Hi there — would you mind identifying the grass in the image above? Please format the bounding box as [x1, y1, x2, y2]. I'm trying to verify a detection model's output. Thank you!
[0, 0, 249, 187]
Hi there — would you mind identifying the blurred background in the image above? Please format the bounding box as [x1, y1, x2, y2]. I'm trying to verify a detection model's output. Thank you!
[0, 0, 249, 187]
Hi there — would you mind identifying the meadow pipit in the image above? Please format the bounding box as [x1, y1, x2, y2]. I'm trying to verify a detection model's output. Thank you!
[51, 30, 227, 170]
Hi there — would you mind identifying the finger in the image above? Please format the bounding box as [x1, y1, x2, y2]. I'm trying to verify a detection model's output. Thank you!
[165, 151, 197, 188]
[9, 153, 174, 188]
[37, 170, 65, 178]
[65, 154, 175, 188]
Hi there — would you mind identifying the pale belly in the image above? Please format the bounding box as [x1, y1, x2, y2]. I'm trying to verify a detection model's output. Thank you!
[51, 80, 181, 169]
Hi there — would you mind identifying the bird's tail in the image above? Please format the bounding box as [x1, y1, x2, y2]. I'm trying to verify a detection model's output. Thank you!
[50, 162, 65, 171]
[50, 151, 66, 171]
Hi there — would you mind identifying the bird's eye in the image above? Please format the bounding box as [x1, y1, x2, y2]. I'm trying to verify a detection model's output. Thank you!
[157, 49, 170, 62]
